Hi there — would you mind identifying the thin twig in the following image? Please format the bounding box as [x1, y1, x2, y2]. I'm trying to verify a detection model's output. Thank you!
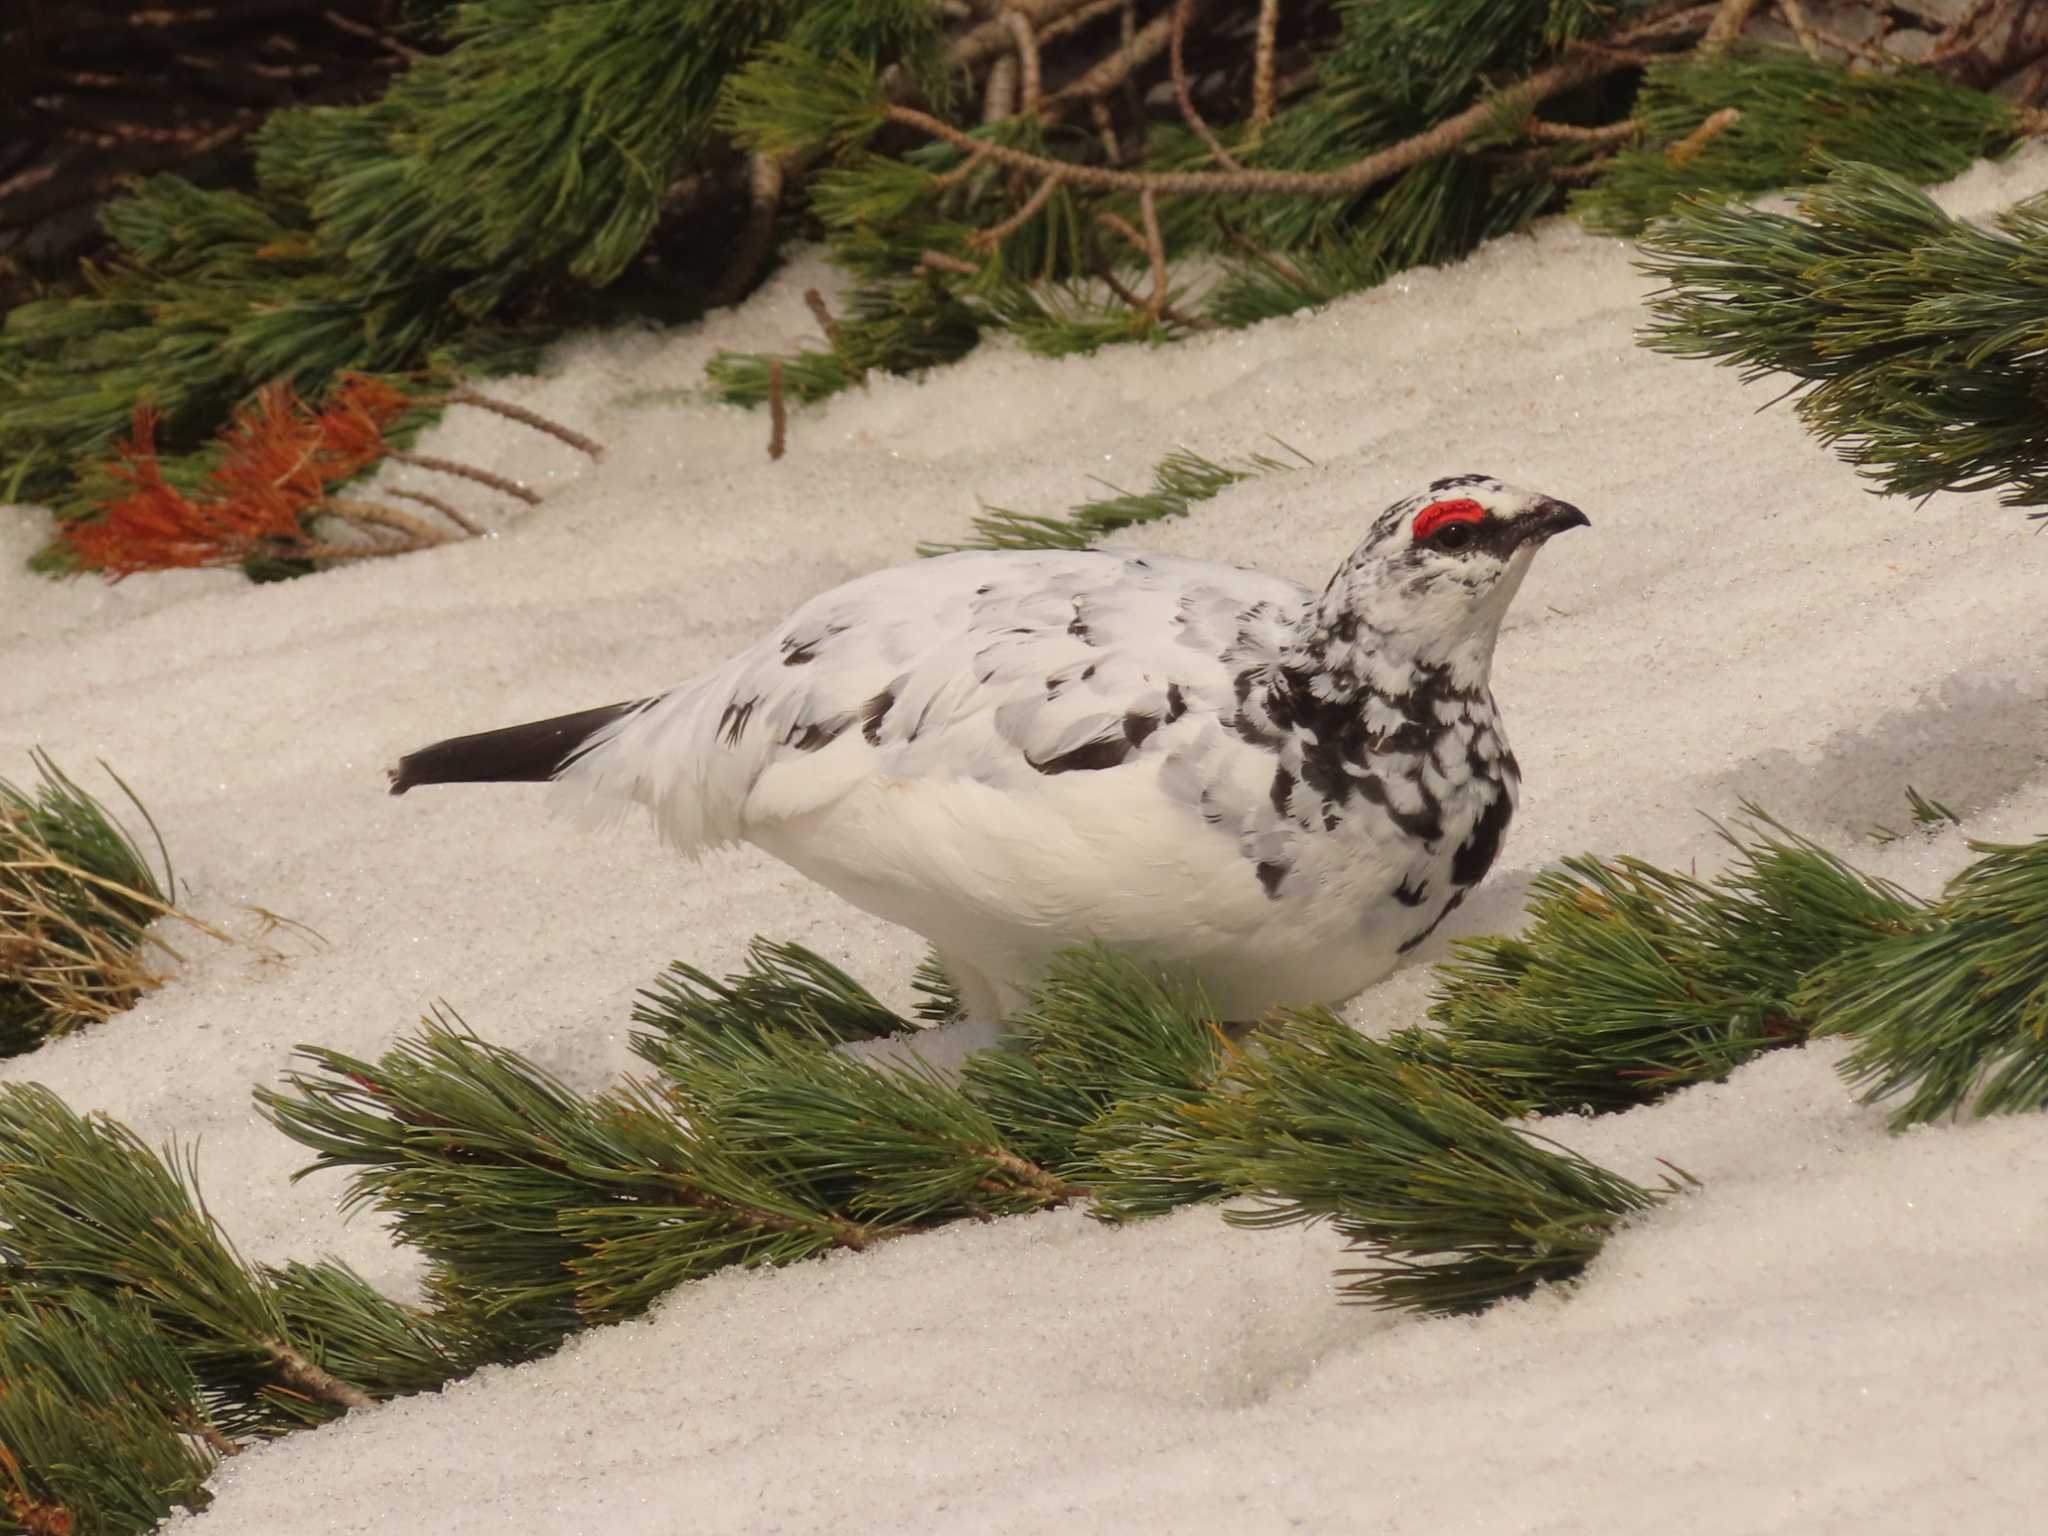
[803, 288, 842, 345]
[263, 1339, 374, 1412]
[767, 360, 787, 461]
[1214, 215, 1310, 289]
[292, 534, 445, 562]
[1666, 106, 1741, 165]
[969, 172, 1065, 250]
[1779, 11, 1904, 67]
[656, 1173, 882, 1251]
[1044, 3, 1177, 112]
[976, 1146, 1091, 1204]
[1567, 41, 1660, 66]
[387, 451, 541, 506]
[1171, 0, 1242, 169]
[1699, 0, 1763, 56]
[1003, 9, 1042, 115]
[1093, 214, 1213, 330]
[386, 487, 486, 537]
[1926, 0, 2002, 63]
[1097, 210, 1149, 257]
[1252, 0, 1281, 131]
[920, 248, 982, 275]
[1117, 0, 1144, 128]
[1547, 155, 1620, 184]
[1090, 98, 1122, 163]
[983, 53, 1017, 123]
[950, 0, 1104, 70]
[321, 497, 452, 545]
[897, 5, 1712, 198]
[931, 142, 994, 189]
[321, 7, 423, 62]
[1774, 0, 1826, 62]
[1525, 118, 1642, 145]
[442, 387, 603, 459]
[184, 1415, 241, 1458]
[1139, 188, 1168, 322]
[1093, 259, 1152, 315]
[1039, 0, 1130, 48]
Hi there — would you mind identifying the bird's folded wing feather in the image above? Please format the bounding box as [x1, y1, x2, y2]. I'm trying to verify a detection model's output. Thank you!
[553, 549, 1308, 854]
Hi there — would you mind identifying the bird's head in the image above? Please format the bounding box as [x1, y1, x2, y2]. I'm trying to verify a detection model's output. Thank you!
[1305, 474, 1590, 691]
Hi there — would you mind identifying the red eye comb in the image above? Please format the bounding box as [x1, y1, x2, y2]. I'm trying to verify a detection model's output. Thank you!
[1412, 498, 1485, 541]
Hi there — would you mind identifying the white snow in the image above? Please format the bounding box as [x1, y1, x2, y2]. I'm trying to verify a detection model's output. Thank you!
[5, 144, 2048, 1533]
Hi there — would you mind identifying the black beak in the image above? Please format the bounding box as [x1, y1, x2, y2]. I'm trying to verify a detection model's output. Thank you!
[1519, 498, 1590, 546]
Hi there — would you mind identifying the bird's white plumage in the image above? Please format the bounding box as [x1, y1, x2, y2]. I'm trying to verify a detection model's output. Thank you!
[529, 477, 1587, 1020]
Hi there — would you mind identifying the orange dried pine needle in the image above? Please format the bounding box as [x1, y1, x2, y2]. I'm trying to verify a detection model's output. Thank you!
[67, 374, 415, 579]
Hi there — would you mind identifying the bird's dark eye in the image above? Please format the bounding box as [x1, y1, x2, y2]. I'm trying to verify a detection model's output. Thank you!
[1431, 522, 1476, 552]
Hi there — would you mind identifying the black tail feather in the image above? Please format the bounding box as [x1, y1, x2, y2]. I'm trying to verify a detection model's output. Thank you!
[388, 700, 643, 796]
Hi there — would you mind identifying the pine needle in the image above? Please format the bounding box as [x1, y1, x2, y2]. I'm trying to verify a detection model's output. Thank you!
[1, 752, 181, 1055]
[1201, 1009, 1680, 1314]
[919, 441, 1311, 556]
[1640, 159, 2048, 509]
[1414, 808, 1924, 1115]
[1818, 836, 2048, 1128]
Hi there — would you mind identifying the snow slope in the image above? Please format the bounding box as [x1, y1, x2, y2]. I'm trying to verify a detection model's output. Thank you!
[3, 146, 2046, 1534]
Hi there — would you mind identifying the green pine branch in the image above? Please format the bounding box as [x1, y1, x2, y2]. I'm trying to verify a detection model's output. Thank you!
[1576, 47, 2019, 236]
[917, 442, 1310, 557]
[1194, 1009, 1683, 1313]
[14, 5, 2036, 547]
[1816, 835, 2048, 1128]
[0, 0, 928, 522]
[259, 936, 1673, 1340]
[1, 752, 196, 1056]
[0, 1293, 220, 1533]
[0, 1085, 470, 1440]
[8, 792, 2048, 1521]
[1639, 158, 2048, 508]
[1409, 810, 1924, 1115]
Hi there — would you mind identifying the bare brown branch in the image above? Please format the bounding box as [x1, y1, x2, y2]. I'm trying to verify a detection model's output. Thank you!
[321, 497, 452, 545]
[387, 452, 541, 506]
[321, 6, 422, 62]
[442, 387, 604, 459]
[1139, 188, 1168, 323]
[1666, 106, 1741, 166]
[1038, 0, 1132, 49]
[1090, 98, 1123, 163]
[767, 360, 787, 462]
[1172, 0, 1242, 170]
[1214, 216, 1310, 289]
[920, 248, 982, 275]
[1699, 0, 1764, 57]
[950, 0, 1105, 70]
[1003, 9, 1043, 115]
[1044, 3, 1177, 111]
[983, 52, 1018, 123]
[1774, 0, 1826, 62]
[263, 1339, 375, 1411]
[1252, 0, 1281, 130]
[976, 1146, 1091, 1204]
[1926, 0, 2002, 64]
[970, 172, 1065, 250]
[804, 288, 842, 345]
[387, 487, 486, 537]
[895, 5, 1719, 199]
[1525, 118, 1642, 145]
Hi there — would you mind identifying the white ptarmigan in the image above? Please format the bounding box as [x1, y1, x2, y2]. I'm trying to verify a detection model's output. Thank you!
[390, 475, 1587, 1022]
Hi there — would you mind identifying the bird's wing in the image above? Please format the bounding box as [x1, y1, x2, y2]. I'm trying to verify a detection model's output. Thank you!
[552, 548, 1309, 854]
